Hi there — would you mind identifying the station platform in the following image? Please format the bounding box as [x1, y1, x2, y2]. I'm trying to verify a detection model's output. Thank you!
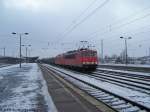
[41, 66, 114, 112]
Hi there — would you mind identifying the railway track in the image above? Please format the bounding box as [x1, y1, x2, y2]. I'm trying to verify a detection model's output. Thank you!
[92, 68, 150, 94]
[98, 64, 150, 73]
[97, 68, 150, 80]
[40, 64, 150, 112]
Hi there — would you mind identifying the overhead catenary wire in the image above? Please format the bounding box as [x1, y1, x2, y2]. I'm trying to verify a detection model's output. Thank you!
[98, 30, 150, 55]
[72, 0, 98, 23]
[85, 13, 150, 41]
[94, 24, 150, 42]
[86, 24, 150, 52]
[85, 6, 150, 40]
[58, 24, 150, 52]
[51, 1, 150, 56]
[56, 0, 98, 40]
[58, 0, 110, 41]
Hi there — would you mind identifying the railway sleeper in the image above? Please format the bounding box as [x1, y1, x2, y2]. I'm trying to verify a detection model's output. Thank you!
[96, 94, 110, 98]
[99, 96, 114, 101]
[88, 90, 103, 94]
[110, 100, 126, 106]
[101, 97, 115, 102]
[113, 103, 132, 110]
[124, 106, 141, 112]
[105, 98, 120, 104]
[80, 86, 94, 92]
[90, 92, 106, 96]
[83, 87, 97, 91]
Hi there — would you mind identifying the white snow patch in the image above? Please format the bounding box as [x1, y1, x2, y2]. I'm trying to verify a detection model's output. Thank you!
[0, 76, 3, 80]
[97, 68, 150, 76]
[0, 63, 25, 71]
[0, 63, 57, 112]
[99, 63, 150, 68]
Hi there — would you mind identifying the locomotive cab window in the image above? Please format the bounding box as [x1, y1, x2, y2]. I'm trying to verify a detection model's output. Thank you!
[64, 53, 76, 59]
[81, 51, 97, 57]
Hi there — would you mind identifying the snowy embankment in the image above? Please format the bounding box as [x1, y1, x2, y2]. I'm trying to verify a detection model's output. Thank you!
[46, 64, 150, 109]
[99, 63, 150, 68]
[0, 63, 57, 112]
[97, 68, 150, 76]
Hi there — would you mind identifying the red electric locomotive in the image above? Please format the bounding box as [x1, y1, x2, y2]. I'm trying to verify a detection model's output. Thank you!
[55, 48, 98, 70]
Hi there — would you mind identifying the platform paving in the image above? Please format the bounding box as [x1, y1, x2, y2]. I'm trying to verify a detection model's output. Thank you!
[41, 67, 102, 112]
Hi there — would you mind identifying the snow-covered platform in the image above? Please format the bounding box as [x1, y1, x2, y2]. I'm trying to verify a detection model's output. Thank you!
[0, 63, 56, 112]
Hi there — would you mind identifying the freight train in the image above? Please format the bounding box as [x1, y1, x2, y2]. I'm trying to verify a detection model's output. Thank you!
[48, 48, 98, 71]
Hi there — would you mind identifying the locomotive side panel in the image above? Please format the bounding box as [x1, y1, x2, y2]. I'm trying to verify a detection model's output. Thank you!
[65, 53, 75, 66]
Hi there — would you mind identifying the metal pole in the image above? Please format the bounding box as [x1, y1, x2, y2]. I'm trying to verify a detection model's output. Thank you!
[26, 47, 27, 63]
[19, 34, 22, 68]
[29, 49, 30, 57]
[125, 39, 128, 65]
[101, 39, 103, 63]
[149, 47, 150, 57]
[12, 32, 29, 67]
[149, 47, 150, 63]
[120, 36, 131, 65]
[3, 47, 5, 56]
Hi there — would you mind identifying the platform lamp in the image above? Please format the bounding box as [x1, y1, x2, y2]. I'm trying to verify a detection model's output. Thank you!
[12, 32, 29, 68]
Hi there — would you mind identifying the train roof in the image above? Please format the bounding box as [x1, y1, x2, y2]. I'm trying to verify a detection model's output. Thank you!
[78, 48, 97, 52]
[66, 50, 77, 53]
[55, 48, 97, 57]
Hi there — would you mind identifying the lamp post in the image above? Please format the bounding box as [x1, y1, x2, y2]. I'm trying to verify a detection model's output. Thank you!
[1, 47, 5, 56]
[12, 32, 29, 68]
[120, 37, 132, 65]
[22, 45, 31, 63]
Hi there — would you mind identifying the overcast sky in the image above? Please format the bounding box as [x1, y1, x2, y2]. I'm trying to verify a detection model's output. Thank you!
[0, 0, 150, 58]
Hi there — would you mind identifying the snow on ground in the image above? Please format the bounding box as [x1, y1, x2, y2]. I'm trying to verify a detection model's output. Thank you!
[97, 68, 150, 76]
[99, 63, 150, 68]
[0, 63, 10, 67]
[0, 63, 57, 112]
[46, 64, 150, 109]
[0, 76, 3, 80]
[0, 64, 19, 71]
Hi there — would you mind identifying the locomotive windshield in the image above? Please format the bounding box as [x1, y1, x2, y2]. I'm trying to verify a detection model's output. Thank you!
[81, 51, 97, 57]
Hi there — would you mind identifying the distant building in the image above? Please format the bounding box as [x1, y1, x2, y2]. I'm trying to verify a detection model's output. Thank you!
[0, 56, 39, 64]
[0, 56, 19, 64]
